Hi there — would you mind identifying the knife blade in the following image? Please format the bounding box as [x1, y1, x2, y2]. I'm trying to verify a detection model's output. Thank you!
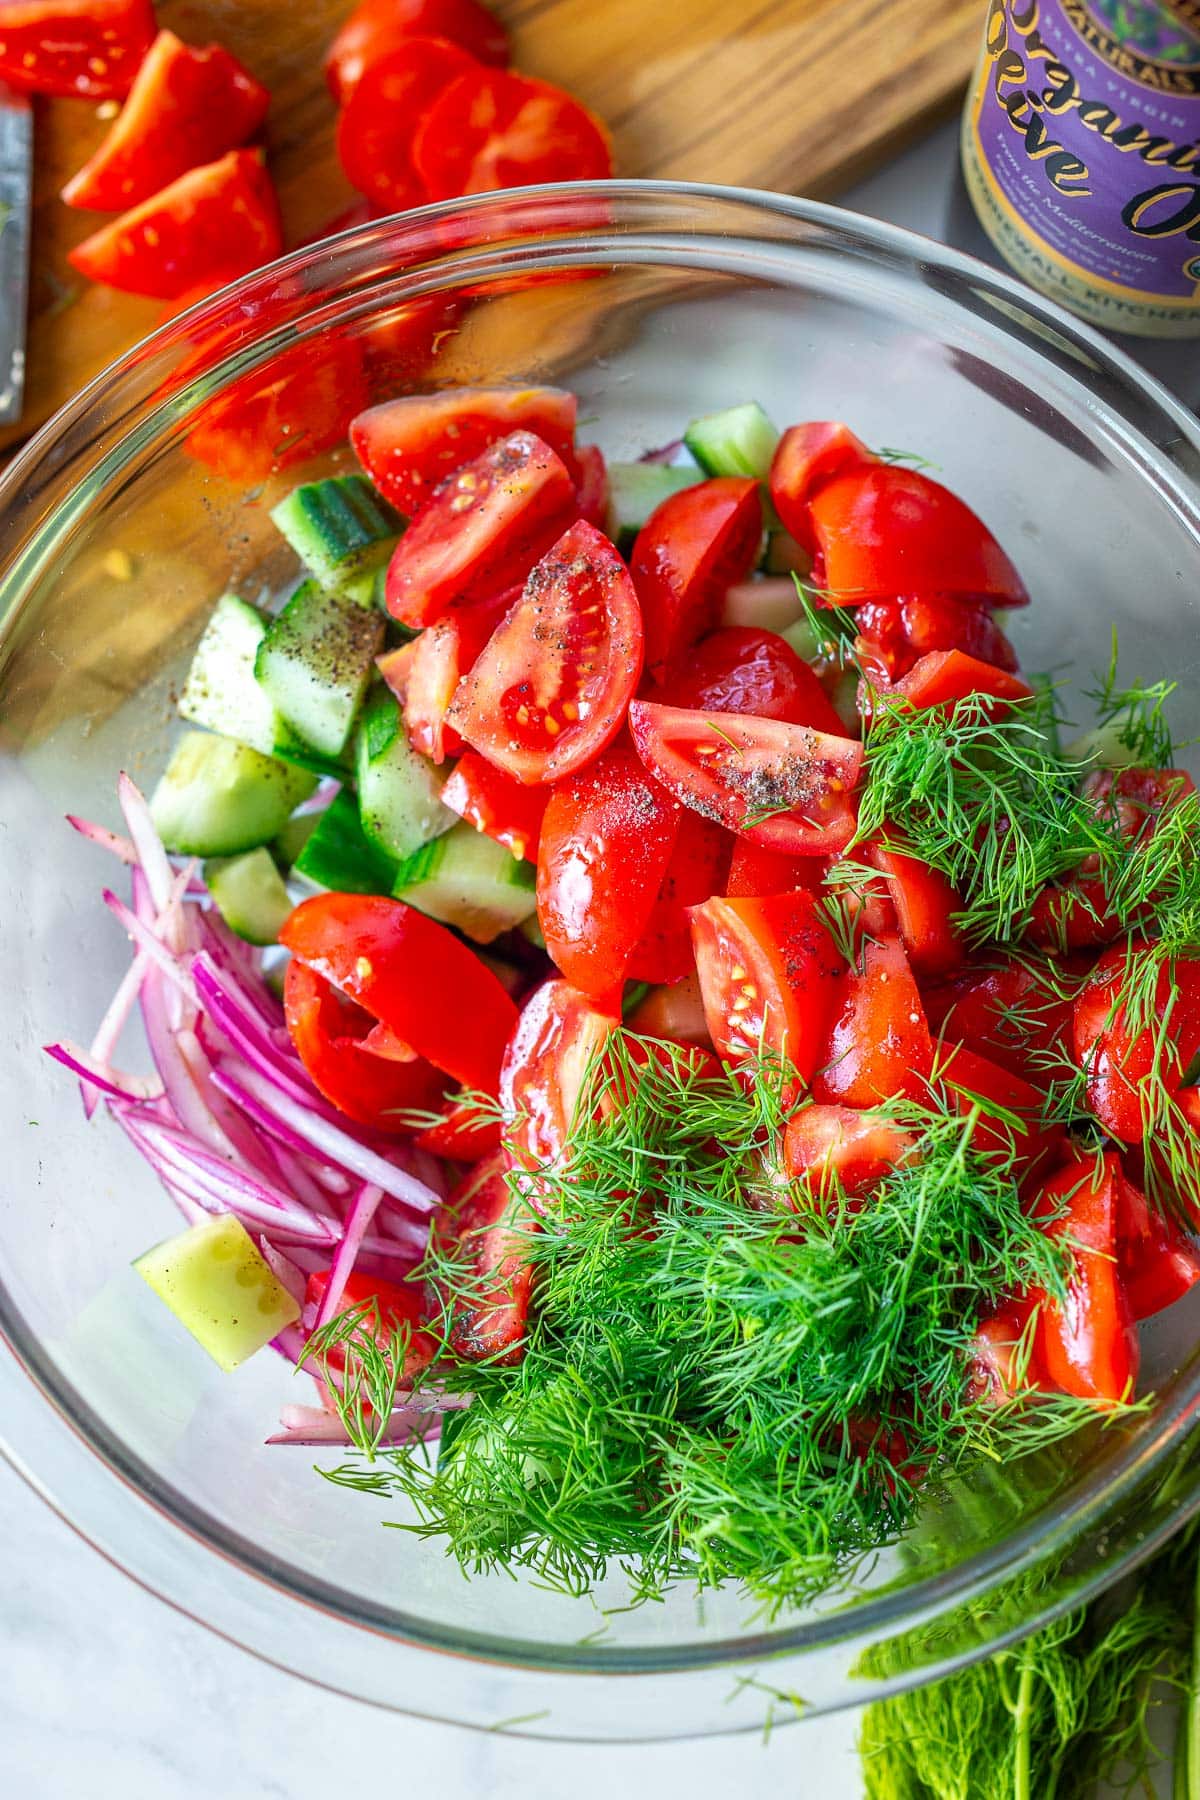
[0, 82, 32, 428]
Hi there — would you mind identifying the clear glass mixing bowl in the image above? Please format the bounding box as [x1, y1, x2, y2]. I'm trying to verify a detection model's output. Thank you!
[3, 182, 1200, 1742]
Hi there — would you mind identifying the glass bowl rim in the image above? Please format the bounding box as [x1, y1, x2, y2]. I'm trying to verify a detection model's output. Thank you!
[4, 177, 1200, 1718]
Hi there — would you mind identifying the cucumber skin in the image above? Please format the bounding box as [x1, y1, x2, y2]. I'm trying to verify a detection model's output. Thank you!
[150, 731, 317, 858]
[683, 402, 780, 480]
[392, 820, 536, 943]
[179, 592, 305, 762]
[355, 688, 455, 864]
[254, 580, 384, 760]
[270, 476, 401, 608]
[607, 463, 702, 551]
[292, 789, 399, 896]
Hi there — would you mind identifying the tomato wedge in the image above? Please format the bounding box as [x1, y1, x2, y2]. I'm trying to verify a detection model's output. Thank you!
[283, 958, 446, 1132]
[933, 1043, 1064, 1181]
[500, 980, 618, 1178]
[184, 333, 369, 485]
[69, 148, 282, 300]
[280, 893, 518, 1094]
[863, 840, 964, 976]
[537, 743, 681, 999]
[351, 386, 578, 517]
[690, 890, 844, 1081]
[62, 31, 270, 212]
[336, 37, 479, 213]
[435, 1153, 534, 1362]
[921, 955, 1081, 1086]
[657, 625, 847, 736]
[725, 840, 824, 899]
[813, 938, 934, 1107]
[854, 595, 1020, 681]
[385, 431, 576, 630]
[413, 1094, 502, 1163]
[448, 519, 645, 785]
[440, 750, 548, 861]
[969, 1298, 1045, 1404]
[627, 813, 733, 983]
[768, 422, 874, 559]
[891, 651, 1034, 713]
[303, 1269, 437, 1380]
[782, 1103, 916, 1203]
[1032, 1150, 1138, 1404]
[326, 0, 508, 104]
[412, 66, 612, 199]
[574, 444, 609, 529]
[0, 0, 154, 98]
[403, 589, 514, 763]
[1072, 944, 1200, 1142]
[1115, 1165, 1200, 1321]
[629, 700, 863, 855]
[631, 478, 763, 677]
[808, 463, 1029, 607]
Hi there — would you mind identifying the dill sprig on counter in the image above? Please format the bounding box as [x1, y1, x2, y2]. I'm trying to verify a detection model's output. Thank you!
[311, 1037, 1128, 1612]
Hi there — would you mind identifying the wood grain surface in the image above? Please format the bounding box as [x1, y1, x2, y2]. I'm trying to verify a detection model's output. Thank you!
[5, 0, 981, 456]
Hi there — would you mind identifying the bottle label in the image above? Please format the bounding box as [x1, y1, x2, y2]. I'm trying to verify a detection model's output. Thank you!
[967, 0, 1200, 327]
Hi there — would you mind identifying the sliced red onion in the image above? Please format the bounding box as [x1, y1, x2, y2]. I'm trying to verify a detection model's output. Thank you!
[140, 969, 246, 1163]
[44, 1040, 164, 1103]
[103, 889, 196, 1001]
[639, 437, 685, 465]
[266, 1391, 464, 1447]
[116, 1112, 340, 1245]
[313, 1183, 383, 1333]
[258, 1238, 308, 1306]
[81, 947, 150, 1119]
[117, 772, 175, 918]
[67, 814, 138, 863]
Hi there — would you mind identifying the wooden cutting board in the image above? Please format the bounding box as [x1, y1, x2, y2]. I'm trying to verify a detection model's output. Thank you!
[4, 0, 981, 456]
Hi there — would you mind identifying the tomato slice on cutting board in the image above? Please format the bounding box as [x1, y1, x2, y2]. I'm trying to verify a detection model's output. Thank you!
[0, 0, 155, 98]
[385, 430, 576, 629]
[412, 66, 612, 199]
[690, 890, 843, 1082]
[326, 0, 509, 104]
[448, 519, 644, 785]
[69, 148, 283, 300]
[336, 36, 480, 214]
[351, 385, 579, 516]
[280, 893, 518, 1095]
[283, 959, 446, 1132]
[62, 30, 270, 212]
[629, 700, 862, 855]
[631, 478, 763, 677]
[536, 742, 681, 999]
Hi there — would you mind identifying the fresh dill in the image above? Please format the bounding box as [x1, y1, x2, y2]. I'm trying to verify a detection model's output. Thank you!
[790, 573, 861, 665]
[1083, 627, 1183, 771]
[310, 1037, 1129, 1612]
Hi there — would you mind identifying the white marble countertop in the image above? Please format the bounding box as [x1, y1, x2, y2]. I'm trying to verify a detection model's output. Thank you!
[4, 119, 1197, 1800]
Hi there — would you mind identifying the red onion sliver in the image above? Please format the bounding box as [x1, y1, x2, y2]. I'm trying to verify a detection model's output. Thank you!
[66, 815, 137, 863]
[258, 1238, 308, 1306]
[44, 1041, 164, 1102]
[313, 1183, 383, 1333]
[117, 772, 174, 917]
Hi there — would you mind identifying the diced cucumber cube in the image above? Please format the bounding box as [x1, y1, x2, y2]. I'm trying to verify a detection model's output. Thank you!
[393, 820, 537, 943]
[683, 402, 779, 480]
[204, 846, 294, 945]
[718, 577, 806, 634]
[179, 593, 306, 762]
[134, 1215, 301, 1372]
[150, 731, 317, 857]
[1063, 723, 1144, 771]
[270, 475, 401, 608]
[271, 810, 321, 872]
[607, 462, 703, 550]
[293, 788, 399, 895]
[254, 579, 384, 760]
[356, 687, 455, 864]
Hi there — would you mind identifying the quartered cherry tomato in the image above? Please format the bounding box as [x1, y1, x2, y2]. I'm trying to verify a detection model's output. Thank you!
[326, 0, 508, 104]
[632, 478, 763, 676]
[725, 840, 824, 899]
[303, 1268, 438, 1380]
[62, 30, 269, 212]
[782, 1104, 916, 1204]
[499, 980, 618, 1178]
[1114, 1165, 1200, 1321]
[434, 1153, 534, 1362]
[336, 36, 479, 213]
[968, 1297, 1045, 1404]
[807, 462, 1029, 607]
[403, 588, 514, 763]
[657, 625, 847, 736]
[1072, 943, 1200, 1142]
[185, 333, 370, 485]
[628, 700, 863, 855]
[690, 890, 844, 1082]
[413, 1094, 502, 1163]
[283, 958, 446, 1132]
[439, 750, 548, 862]
[281, 893, 518, 1095]
[921, 955, 1082, 1086]
[0, 0, 155, 98]
[537, 743, 681, 999]
[1032, 1150, 1138, 1405]
[574, 444, 609, 529]
[854, 594, 1019, 681]
[69, 148, 282, 299]
[768, 421, 873, 558]
[862, 840, 964, 976]
[813, 938, 934, 1107]
[448, 520, 644, 784]
[385, 430, 576, 629]
[932, 1043, 1064, 1182]
[351, 385, 579, 516]
[627, 813, 732, 984]
[891, 650, 1034, 713]
[412, 66, 612, 199]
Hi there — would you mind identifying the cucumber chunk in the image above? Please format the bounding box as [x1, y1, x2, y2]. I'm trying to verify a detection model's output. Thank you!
[356, 686, 455, 863]
[179, 593, 306, 762]
[270, 810, 320, 872]
[293, 788, 399, 894]
[683, 402, 779, 479]
[719, 577, 806, 634]
[150, 731, 316, 857]
[1063, 723, 1144, 771]
[204, 846, 294, 945]
[134, 1214, 301, 1372]
[607, 462, 702, 549]
[270, 475, 401, 607]
[393, 820, 536, 942]
[254, 579, 384, 760]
